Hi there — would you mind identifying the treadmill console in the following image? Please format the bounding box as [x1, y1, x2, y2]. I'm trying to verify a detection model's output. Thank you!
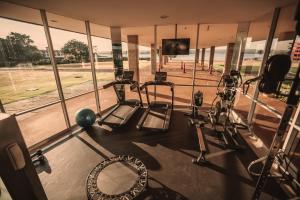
[155, 72, 167, 82]
[122, 71, 134, 81]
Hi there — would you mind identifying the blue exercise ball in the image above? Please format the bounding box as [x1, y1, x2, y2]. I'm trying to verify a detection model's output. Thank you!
[75, 108, 96, 128]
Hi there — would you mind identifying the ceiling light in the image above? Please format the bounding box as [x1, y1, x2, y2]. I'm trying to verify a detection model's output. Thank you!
[160, 15, 169, 19]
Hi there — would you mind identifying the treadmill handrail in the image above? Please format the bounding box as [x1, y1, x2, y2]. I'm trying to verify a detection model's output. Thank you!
[103, 80, 137, 89]
[140, 81, 174, 90]
[102, 79, 143, 107]
[140, 81, 174, 109]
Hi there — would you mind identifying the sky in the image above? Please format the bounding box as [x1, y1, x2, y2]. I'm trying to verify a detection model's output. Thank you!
[0, 17, 149, 52]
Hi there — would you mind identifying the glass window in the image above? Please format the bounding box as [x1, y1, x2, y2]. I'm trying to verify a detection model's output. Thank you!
[91, 23, 116, 111]
[49, 27, 94, 98]
[0, 17, 60, 113]
[257, 4, 297, 113]
[48, 13, 97, 125]
[16, 103, 66, 146]
[121, 26, 153, 83]
[0, 6, 69, 147]
[214, 46, 226, 72]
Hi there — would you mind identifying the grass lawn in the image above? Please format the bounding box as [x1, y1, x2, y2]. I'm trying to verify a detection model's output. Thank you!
[0, 61, 151, 105]
[0, 69, 115, 104]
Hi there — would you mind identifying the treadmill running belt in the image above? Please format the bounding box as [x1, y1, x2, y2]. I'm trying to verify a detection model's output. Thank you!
[105, 105, 135, 124]
[143, 109, 167, 129]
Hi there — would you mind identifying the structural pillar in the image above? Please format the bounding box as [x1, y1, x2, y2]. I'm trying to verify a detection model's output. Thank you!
[191, 23, 200, 106]
[151, 43, 156, 74]
[195, 48, 200, 63]
[110, 26, 123, 79]
[0, 100, 5, 113]
[201, 48, 205, 70]
[209, 46, 215, 73]
[231, 22, 250, 71]
[163, 56, 168, 65]
[127, 35, 139, 82]
[224, 43, 235, 75]
[159, 46, 163, 70]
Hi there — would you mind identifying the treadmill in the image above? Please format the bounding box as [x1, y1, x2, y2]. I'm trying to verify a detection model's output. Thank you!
[137, 72, 174, 132]
[97, 71, 143, 128]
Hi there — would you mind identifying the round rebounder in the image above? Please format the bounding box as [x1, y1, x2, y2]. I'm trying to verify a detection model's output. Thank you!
[75, 108, 96, 128]
[86, 155, 148, 200]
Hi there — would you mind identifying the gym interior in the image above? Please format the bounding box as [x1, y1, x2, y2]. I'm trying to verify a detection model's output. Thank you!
[0, 0, 300, 199]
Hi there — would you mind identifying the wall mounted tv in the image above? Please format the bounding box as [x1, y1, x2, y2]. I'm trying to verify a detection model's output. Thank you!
[162, 38, 190, 55]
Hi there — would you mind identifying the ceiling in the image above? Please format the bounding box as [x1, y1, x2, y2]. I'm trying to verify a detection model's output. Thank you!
[0, 0, 297, 48]
[2, 0, 297, 27]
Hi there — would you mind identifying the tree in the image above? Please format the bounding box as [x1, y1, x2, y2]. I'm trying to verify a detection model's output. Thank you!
[5, 32, 43, 63]
[61, 39, 89, 63]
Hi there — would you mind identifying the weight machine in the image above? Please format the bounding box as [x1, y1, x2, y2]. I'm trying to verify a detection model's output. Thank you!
[243, 53, 300, 199]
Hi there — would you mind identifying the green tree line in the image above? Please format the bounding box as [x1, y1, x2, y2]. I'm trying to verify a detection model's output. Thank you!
[0, 32, 89, 67]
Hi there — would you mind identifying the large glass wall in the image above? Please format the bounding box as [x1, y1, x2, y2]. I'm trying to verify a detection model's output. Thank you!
[0, 17, 60, 112]
[91, 23, 116, 111]
[47, 13, 97, 125]
[0, 4, 67, 147]
[255, 4, 300, 183]
[214, 46, 226, 72]
[257, 4, 297, 112]
[233, 11, 273, 123]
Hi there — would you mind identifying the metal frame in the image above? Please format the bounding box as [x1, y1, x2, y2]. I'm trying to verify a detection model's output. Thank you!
[238, 89, 300, 130]
[283, 103, 300, 150]
[247, 7, 281, 124]
[191, 23, 200, 106]
[0, 99, 6, 113]
[154, 25, 157, 71]
[40, 9, 71, 128]
[85, 20, 101, 114]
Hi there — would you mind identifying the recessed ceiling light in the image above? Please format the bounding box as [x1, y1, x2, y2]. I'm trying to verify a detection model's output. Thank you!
[160, 15, 169, 19]
[50, 20, 58, 23]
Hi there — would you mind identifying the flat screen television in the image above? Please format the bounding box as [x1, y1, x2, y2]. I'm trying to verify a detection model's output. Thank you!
[162, 38, 190, 55]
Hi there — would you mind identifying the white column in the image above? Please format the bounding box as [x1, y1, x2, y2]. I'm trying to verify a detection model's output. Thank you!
[127, 35, 139, 82]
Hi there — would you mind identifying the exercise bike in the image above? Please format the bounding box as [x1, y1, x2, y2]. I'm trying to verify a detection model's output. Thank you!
[208, 70, 245, 150]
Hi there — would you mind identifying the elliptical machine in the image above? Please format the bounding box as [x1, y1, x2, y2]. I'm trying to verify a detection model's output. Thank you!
[208, 69, 244, 149]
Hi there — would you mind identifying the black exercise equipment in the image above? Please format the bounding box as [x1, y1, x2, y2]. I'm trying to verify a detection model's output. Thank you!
[137, 72, 174, 132]
[98, 71, 143, 128]
[31, 150, 46, 166]
[209, 70, 245, 150]
[186, 90, 207, 164]
[243, 53, 300, 199]
[243, 54, 291, 96]
[86, 155, 148, 200]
